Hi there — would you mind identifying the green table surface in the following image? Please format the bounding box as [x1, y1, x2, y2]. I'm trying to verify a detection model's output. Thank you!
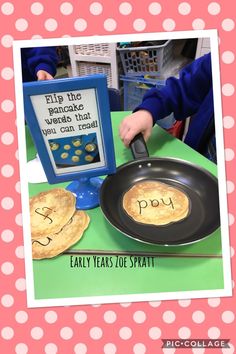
[26, 112, 224, 300]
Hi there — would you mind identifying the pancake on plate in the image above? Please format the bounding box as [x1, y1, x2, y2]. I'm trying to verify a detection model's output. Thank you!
[123, 180, 190, 226]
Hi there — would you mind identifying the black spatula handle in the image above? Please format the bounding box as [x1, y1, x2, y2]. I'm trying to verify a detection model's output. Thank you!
[130, 133, 149, 160]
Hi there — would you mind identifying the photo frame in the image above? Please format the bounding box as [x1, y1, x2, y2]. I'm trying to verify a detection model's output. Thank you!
[2, 1, 236, 352]
[13, 30, 232, 308]
[23, 74, 116, 184]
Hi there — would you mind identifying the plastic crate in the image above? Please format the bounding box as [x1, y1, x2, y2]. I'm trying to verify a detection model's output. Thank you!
[75, 43, 112, 57]
[69, 43, 119, 88]
[121, 75, 175, 129]
[118, 40, 173, 76]
[76, 61, 113, 87]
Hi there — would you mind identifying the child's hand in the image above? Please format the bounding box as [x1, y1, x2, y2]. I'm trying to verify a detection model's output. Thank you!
[119, 110, 153, 147]
[36, 70, 54, 81]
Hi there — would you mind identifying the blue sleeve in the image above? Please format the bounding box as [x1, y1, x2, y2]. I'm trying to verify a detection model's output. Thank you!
[22, 47, 58, 80]
[134, 53, 212, 123]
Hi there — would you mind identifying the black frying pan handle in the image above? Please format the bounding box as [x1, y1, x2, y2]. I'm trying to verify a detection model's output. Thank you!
[130, 133, 149, 160]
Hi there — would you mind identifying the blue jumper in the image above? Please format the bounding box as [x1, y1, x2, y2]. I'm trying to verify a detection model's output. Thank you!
[134, 53, 215, 160]
[21, 47, 58, 82]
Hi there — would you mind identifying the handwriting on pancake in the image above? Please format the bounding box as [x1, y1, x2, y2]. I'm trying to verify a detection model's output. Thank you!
[55, 217, 73, 235]
[138, 198, 174, 214]
[32, 237, 52, 246]
[34, 207, 55, 224]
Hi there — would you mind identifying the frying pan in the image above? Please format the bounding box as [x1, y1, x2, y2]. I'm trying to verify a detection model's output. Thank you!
[100, 134, 220, 246]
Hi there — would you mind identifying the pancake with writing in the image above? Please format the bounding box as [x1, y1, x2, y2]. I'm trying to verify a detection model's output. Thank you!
[30, 188, 76, 239]
[32, 210, 90, 259]
[122, 180, 190, 226]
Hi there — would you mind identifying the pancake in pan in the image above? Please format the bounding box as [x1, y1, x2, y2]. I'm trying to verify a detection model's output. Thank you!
[123, 180, 190, 226]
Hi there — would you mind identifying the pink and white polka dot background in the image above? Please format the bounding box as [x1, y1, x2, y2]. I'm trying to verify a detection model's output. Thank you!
[0, 1, 235, 353]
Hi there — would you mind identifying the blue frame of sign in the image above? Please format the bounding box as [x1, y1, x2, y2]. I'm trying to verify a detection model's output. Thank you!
[23, 74, 116, 184]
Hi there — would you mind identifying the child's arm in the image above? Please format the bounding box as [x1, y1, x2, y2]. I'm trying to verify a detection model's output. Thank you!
[119, 53, 212, 147]
[23, 47, 58, 81]
[135, 53, 212, 122]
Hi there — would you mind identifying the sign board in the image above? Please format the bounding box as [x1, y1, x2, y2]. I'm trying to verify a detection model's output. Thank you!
[23, 74, 116, 184]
